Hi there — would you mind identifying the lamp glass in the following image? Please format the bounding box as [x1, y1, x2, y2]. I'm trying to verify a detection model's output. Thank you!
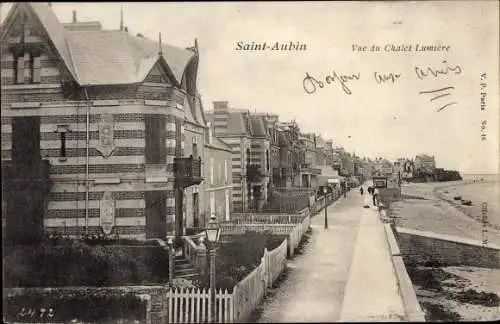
[205, 216, 220, 243]
[323, 187, 327, 194]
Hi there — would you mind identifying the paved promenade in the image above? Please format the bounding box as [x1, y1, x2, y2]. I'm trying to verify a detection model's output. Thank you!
[254, 186, 406, 322]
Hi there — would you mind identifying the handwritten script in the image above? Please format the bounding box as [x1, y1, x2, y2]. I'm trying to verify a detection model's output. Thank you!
[302, 60, 462, 112]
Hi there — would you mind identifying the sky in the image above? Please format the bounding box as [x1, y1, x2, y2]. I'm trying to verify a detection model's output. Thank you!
[1, 1, 499, 174]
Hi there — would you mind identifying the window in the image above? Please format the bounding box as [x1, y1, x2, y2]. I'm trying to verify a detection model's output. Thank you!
[14, 50, 41, 84]
[192, 142, 198, 158]
[246, 148, 250, 166]
[56, 125, 69, 161]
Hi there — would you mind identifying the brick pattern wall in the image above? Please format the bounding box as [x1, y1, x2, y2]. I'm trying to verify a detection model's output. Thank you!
[1, 16, 191, 239]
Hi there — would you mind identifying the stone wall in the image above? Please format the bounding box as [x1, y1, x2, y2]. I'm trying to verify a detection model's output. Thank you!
[3, 286, 168, 324]
[396, 227, 500, 268]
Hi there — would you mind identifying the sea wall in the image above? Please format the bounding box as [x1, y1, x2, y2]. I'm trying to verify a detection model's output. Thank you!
[396, 227, 500, 268]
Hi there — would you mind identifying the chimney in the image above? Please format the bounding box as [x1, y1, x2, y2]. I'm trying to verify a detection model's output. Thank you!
[72, 10, 77, 23]
[48, 2, 52, 7]
[213, 101, 228, 111]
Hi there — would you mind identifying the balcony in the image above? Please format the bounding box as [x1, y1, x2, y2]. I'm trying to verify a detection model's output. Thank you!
[2, 159, 51, 192]
[174, 155, 203, 188]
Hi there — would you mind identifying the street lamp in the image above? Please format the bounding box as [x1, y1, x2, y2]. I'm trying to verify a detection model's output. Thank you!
[205, 215, 221, 324]
[166, 237, 175, 282]
[323, 187, 328, 229]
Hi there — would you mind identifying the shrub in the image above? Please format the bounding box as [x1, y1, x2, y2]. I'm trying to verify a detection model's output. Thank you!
[195, 231, 287, 291]
[3, 241, 169, 287]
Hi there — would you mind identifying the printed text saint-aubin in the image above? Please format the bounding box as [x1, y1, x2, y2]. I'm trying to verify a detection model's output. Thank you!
[235, 41, 307, 51]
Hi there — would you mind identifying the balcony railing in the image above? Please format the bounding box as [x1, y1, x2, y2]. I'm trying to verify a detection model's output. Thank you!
[174, 155, 203, 187]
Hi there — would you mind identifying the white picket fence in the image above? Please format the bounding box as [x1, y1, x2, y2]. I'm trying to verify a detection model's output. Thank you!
[287, 213, 311, 258]
[167, 287, 234, 323]
[265, 238, 288, 286]
[166, 211, 312, 323]
[166, 239, 288, 323]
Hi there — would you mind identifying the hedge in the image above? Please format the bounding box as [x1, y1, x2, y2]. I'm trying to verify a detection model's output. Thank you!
[3, 241, 170, 287]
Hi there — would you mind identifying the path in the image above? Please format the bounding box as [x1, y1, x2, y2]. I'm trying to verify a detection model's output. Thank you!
[253, 186, 406, 322]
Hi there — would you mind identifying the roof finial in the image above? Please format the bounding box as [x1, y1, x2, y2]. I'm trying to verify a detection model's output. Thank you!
[194, 38, 199, 54]
[158, 32, 163, 56]
[120, 5, 124, 31]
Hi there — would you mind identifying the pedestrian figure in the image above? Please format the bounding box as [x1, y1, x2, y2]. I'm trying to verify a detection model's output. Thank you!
[360, 187, 364, 195]
[367, 186, 373, 195]
[373, 187, 379, 207]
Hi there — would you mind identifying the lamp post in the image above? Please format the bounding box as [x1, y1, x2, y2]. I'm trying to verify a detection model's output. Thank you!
[167, 237, 175, 282]
[205, 215, 221, 324]
[323, 187, 328, 229]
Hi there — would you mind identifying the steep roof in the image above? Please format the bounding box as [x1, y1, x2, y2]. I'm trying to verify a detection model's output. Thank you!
[249, 115, 269, 138]
[1, 3, 195, 86]
[184, 93, 207, 127]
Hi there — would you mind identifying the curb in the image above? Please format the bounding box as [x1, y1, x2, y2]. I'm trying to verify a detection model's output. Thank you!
[383, 223, 426, 322]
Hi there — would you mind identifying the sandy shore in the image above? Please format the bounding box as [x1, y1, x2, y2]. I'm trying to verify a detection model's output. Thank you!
[390, 182, 500, 246]
[388, 181, 500, 321]
[407, 265, 500, 321]
[435, 181, 500, 230]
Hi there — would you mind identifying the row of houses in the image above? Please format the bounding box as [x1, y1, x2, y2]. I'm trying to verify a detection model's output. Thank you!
[0, 3, 357, 244]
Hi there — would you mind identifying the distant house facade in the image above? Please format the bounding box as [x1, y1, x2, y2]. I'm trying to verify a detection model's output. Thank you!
[1, 3, 203, 243]
[277, 121, 301, 188]
[264, 114, 281, 189]
[203, 122, 232, 224]
[297, 133, 320, 188]
[182, 93, 208, 232]
[414, 154, 436, 173]
[207, 101, 252, 212]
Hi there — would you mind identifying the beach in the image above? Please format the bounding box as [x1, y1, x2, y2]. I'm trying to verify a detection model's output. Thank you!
[390, 178, 500, 246]
[388, 176, 500, 321]
[435, 180, 500, 230]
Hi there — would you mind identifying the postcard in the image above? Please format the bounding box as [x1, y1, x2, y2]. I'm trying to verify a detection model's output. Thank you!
[1, 1, 499, 323]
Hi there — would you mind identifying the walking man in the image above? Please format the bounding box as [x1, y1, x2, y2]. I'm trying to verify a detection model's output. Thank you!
[360, 187, 364, 195]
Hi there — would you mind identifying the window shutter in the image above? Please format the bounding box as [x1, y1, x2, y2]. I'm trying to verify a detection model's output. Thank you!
[32, 56, 41, 83]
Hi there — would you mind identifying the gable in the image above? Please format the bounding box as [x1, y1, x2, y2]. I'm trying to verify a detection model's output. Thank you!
[1, 3, 75, 86]
[144, 62, 171, 84]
